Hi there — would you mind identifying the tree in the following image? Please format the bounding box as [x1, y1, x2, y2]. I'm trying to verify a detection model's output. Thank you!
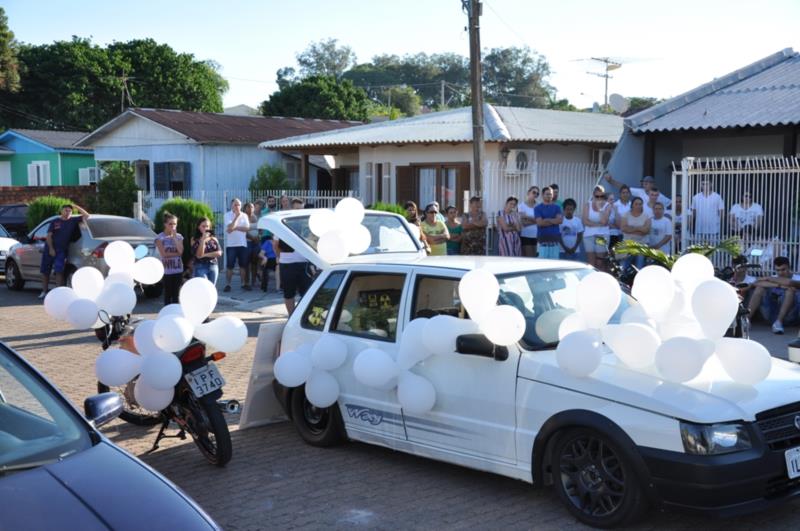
[548, 98, 578, 112]
[378, 85, 421, 117]
[0, 7, 20, 93]
[482, 46, 554, 108]
[90, 162, 140, 217]
[260, 75, 370, 121]
[623, 96, 662, 117]
[296, 38, 357, 79]
[249, 163, 294, 191]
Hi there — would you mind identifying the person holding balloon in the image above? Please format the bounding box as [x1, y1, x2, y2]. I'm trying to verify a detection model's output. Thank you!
[155, 212, 184, 305]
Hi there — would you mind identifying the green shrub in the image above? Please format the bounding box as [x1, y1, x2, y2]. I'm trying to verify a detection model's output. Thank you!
[371, 202, 407, 216]
[26, 195, 73, 230]
[91, 162, 140, 216]
[249, 163, 296, 191]
[154, 198, 215, 265]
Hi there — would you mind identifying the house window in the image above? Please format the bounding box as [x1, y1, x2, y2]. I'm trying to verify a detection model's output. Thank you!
[27, 161, 51, 186]
[348, 168, 360, 194]
[413, 164, 469, 211]
[153, 162, 191, 192]
[284, 160, 301, 188]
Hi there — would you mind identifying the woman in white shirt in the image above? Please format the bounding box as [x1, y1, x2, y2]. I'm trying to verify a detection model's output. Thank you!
[581, 185, 612, 271]
[518, 185, 539, 257]
[729, 191, 763, 240]
[621, 197, 651, 271]
[610, 185, 632, 251]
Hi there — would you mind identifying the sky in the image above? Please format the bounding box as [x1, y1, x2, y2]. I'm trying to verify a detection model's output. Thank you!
[5, 0, 800, 110]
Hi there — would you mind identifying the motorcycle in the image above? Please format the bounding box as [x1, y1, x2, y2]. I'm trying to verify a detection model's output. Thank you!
[714, 251, 762, 340]
[95, 313, 234, 466]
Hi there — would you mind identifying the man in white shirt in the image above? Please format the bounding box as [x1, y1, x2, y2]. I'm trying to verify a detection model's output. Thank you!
[605, 173, 671, 209]
[690, 180, 725, 238]
[223, 198, 251, 292]
[648, 203, 673, 254]
[518, 185, 539, 257]
[748, 256, 800, 334]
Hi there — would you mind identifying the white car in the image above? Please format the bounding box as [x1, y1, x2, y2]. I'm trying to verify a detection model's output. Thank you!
[0, 223, 19, 274]
[263, 209, 800, 528]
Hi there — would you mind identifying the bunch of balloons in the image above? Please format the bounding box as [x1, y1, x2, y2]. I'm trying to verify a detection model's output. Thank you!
[553, 253, 773, 386]
[307, 197, 372, 263]
[458, 268, 527, 346]
[95, 276, 248, 411]
[273, 334, 349, 408]
[44, 241, 164, 329]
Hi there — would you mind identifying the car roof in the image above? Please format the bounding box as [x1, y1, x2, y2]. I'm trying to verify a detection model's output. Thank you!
[329, 255, 588, 274]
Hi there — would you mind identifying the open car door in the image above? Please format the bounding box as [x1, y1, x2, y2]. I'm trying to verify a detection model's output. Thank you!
[258, 209, 425, 269]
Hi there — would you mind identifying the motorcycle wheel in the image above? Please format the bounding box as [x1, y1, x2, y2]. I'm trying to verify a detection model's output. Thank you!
[176, 390, 232, 467]
[97, 381, 164, 426]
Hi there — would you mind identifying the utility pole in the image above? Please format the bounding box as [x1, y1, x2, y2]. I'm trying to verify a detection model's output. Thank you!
[440, 80, 446, 109]
[464, 0, 485, 194]
[586, 57, 622, 109]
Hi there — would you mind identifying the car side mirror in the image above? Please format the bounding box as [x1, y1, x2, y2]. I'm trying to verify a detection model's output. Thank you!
[455, 334, 509, 361]
[84, 392, 123, 427]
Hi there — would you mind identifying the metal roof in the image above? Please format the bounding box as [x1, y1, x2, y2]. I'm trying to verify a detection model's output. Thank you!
[259, 104, 622, 150]
[627, 48, 800, 133]
[3, 129, 93, 151]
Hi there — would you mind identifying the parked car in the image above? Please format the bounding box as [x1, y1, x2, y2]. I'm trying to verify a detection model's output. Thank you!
[0, 203, 28, 239]
[0, 223, 18, 274]
[262, 209, 800, 528]
[0, 340, 219, 530]
[4, 214, 162, 297]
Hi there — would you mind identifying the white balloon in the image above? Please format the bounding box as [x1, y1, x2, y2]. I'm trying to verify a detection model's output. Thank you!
[134, 244, 148, 259]
[658, 317, 705, 341]
[422, 315, 463, 355]
[317, 230, 349, 264]
[602, 323, 661, 369]
[347, 224, 372, 255]
[308, 209, 338, 237]
[458, 268, 499, 322]
[179, 277, 217, 326]
[133, 257, 165, 285]
[691, 279, 739, 340]
[671, 253, 714, 292]
[274, 349, 313, 387]
[558, 312, 589, 340]
[334, 197, 365, 227]
[133, 320, 160, 355]
[576, 272, 621, 328]
[193, 316, 248, 352]
[96, 283, 137, 316]
[134, 380, 174, 411]
[139, 350, 182, 390]
[44, 286, 78, 321]
[158, 303, 184, 319]
[398, 318, 430, 362]
[153, 315, 194, 352]
[71, 267, 104, 301]
[105, 269, 135, 289]
[715, 338, 772, 385]
[655, 337, 707, 383]
[555, 331, 603, 378]
[353, 348, 398, 387]
[480, 305, 526, 346]
[311, 334, 349, 371]
[631, 266, 675, 319]
[397, 371, 436, 414]
[305, 369, 340, 408]
[66, 298, 99, 330]
[104, 241, 136, 270]
[620, 305, 656, 328]
[95, 348, 143, 387]
[535, 308, 573, 344]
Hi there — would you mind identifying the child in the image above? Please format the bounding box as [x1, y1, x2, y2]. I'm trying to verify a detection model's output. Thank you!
[155, 212, 184, 305]
[258, 237, 277, 292]
[649, 202, 673, 255]
[559, 198, 585, 261]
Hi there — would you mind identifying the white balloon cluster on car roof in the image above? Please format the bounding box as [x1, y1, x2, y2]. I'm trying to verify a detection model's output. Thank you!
[308, 197, 372, 262]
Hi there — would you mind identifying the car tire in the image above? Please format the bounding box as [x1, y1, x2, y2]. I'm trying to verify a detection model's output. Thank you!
[552, 427, 647, 528]
[5, 260, 24, 290]
[289, 386, 345, 447]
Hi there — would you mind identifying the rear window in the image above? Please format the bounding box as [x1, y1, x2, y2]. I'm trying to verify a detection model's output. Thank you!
[87, 218, 156, 239]
[0, 205, 26, 217]
[283, 213, 420, 256]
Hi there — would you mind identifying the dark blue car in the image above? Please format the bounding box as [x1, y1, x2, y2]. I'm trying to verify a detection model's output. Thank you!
[0, 341, 219, 530]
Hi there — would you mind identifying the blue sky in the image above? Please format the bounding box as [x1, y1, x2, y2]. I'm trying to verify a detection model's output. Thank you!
[5, 0, 800, 109]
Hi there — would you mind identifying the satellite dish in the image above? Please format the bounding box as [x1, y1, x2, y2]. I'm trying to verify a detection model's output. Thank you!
[609, 93, 630, 113]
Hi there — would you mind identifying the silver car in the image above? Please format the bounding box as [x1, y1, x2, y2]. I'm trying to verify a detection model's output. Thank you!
[4, 214, 162, 297]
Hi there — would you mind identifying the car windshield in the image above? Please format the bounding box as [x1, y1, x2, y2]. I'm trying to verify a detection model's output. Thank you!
[87, 218, 156, 239]
[0, 345, 92, 472]
[283, 213, 420, 256]
[0, 224, 9, 238]
[497, 267, 633, 350]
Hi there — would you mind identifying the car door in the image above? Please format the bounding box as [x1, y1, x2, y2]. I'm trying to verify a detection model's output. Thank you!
[401, 269, 520, 465]
[19, 220, 52, 279]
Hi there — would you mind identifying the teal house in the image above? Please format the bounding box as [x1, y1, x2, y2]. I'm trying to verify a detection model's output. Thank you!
[0, 129, 96, 187]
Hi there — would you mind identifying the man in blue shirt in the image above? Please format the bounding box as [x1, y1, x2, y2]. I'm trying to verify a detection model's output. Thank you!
[40, 203, 90, 298]
[534, 187, 563, 259]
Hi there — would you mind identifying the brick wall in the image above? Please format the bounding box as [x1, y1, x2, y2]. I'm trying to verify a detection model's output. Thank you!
[0, 185, 97, 206]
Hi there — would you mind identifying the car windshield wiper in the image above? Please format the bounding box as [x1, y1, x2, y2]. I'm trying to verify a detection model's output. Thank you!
[0, 449, 78, 476]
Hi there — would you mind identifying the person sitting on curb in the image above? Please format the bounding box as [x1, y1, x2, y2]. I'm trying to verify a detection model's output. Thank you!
[747, 256, 800, 334]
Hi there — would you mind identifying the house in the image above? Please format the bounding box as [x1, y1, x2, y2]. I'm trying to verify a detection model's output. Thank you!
[75, 108, 361, 192]
[608, 48, 800, 190]
[0, 129, 96, 187]
[259, 104, 622, 212]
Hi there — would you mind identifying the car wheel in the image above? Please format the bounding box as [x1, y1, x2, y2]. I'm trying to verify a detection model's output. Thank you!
[5, 260, 24, 290]
[552, 428, 646, 528]
[289, 386, 345, 447]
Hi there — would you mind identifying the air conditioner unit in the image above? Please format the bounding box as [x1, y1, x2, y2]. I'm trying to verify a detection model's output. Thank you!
[592, 149, 614, 171]
[505, 149, 537, 178]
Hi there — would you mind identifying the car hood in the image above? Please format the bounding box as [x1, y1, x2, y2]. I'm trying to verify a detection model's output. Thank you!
[0, 237, 18, 251]
[0, 441, 217, 530]
[519, 350, 800, 423]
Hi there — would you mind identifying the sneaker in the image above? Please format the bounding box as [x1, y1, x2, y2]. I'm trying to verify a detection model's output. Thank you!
[772, 321, 785, 334]
[223, 285, 231, 293]
[38, 290, 47, 299]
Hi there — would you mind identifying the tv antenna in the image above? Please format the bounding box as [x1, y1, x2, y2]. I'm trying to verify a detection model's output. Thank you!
[585, 57, 622, 109]
[118, 73, 137, 112]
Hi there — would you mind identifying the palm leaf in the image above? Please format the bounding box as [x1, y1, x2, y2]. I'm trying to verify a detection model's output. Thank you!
[612, 236, 742, 270]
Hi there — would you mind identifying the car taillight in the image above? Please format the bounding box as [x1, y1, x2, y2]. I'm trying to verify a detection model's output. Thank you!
[92, 241, 108, 258]
[180, 344, 205, 364]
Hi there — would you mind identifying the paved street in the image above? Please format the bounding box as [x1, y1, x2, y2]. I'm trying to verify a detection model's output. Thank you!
[2, 282, 800, 530]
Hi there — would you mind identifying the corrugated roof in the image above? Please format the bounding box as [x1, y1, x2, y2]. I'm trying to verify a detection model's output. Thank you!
[627, 48, 800, 133]
[259, 104, 622, 150]
[77, 109, 361, 146]
[11, 129, 93, 151]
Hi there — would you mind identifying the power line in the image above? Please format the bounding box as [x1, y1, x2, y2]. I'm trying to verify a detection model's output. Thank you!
[482, 0, 530, 49]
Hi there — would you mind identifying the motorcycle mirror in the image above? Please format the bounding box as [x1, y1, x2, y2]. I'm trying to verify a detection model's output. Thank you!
[98, 309, 112, 325]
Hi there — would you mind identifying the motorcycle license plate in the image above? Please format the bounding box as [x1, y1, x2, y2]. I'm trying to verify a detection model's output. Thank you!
[184, 362, 225, 397]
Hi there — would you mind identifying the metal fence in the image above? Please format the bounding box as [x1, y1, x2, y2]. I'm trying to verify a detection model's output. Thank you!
[676, 156, 800, 272]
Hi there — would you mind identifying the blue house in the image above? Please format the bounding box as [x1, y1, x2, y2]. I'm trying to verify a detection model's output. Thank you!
[0, 129, 96, 187]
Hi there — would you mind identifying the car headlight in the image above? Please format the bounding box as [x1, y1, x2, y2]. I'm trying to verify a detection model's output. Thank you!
[680, 421, 752, 455]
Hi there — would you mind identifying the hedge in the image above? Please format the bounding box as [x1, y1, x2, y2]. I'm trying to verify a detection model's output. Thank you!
[26, 195, 73, 230]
